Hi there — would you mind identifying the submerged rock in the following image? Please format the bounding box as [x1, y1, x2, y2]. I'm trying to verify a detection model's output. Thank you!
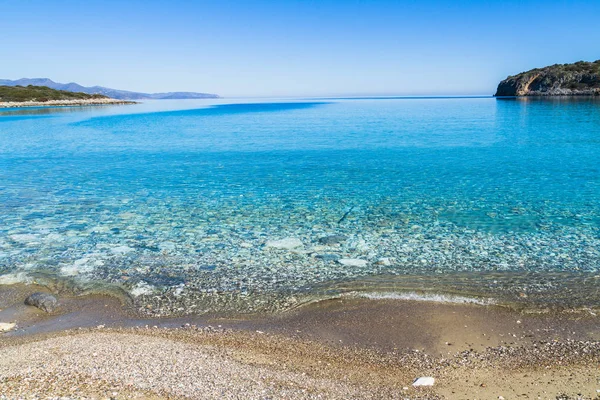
[376, 257, 394, 266]
[318, 235, 347, 245]
[337, 258, 368, 267]
[315, 253, 341, 261]
[412, 377, 435, 387]
[24, 292, 58, 313]
[265, 238, 303, 250]
[110, 245, 134, 254]
[9, 234, 38, 243]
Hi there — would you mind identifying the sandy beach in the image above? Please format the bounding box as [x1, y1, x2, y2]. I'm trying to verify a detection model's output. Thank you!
[1, 284, 600, 399]
[3, 0, 600, 398]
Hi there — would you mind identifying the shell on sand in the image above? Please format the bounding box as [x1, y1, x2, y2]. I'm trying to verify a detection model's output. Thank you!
[0, 322, 16, 332]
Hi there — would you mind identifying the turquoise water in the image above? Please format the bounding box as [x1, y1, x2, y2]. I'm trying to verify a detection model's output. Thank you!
[1, 97, 600, 315]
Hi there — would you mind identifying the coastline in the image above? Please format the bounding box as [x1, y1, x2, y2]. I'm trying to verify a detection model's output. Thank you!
[0, 98, 137, 108]
[1, 284, 600, 398]
[1, 96, 600, 398]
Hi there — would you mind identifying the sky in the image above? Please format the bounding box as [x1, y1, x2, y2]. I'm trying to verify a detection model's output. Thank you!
[2, 0, 600, 97]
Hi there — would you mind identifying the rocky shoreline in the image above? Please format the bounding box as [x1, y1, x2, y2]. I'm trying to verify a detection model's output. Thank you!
[0, 98, 137, 108]
[495, 60, 600, 96]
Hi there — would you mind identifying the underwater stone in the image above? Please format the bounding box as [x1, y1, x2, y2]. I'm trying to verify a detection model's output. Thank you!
[159, 241, 177, 251]
[265, 238, 303, 250]
[24, 292, 58, 313]
[376, 257, 394, 266]
[337, 258, 368, 267]
[9, 234, 38, 243]
[318, 235, 348, 245]
[315, 253, 341, 261]
[110, 245, 134, 254]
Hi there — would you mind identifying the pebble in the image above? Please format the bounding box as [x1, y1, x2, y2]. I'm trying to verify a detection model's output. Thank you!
[412, 377, 435, 387]
[0, 322, 16, 332]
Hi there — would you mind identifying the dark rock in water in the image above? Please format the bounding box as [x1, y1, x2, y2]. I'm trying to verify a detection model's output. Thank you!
[318, 235, 348, 245]
[315, 253, 341, 261]
[495, 60, 600, 96]
[24, 292, 58, 313]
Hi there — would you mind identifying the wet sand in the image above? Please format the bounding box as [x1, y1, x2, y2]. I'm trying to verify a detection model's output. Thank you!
[1, 284, 600, 399]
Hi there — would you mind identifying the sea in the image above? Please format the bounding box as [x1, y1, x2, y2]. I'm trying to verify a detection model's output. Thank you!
[1, 96, 599, 316]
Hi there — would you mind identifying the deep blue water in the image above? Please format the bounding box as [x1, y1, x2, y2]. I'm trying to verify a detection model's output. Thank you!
[1, 97, 599, 314]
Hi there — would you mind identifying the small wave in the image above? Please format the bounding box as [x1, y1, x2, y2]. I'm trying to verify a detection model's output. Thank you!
[0, 272, 32, 285]
[346, 291, 497, 306]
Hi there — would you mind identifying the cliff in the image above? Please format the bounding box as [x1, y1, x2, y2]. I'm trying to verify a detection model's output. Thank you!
[495, 60, 600, 96]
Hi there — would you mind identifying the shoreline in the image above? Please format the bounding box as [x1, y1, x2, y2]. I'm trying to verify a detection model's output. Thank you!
[0, 98, 137, 108]
[1, 283, 600, 398]
[2, 283, 599, 353]
[5, 267, 600, 320]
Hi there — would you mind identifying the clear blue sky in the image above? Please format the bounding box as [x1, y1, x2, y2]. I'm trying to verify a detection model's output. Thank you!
[2, 0, 599, 97]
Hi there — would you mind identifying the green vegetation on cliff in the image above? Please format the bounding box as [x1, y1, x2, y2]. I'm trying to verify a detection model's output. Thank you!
[495, 60, 600, 97]
[0, 85, 108, 102]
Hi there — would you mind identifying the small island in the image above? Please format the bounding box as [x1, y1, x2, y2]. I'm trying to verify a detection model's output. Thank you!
[0, 85, 136, 108]
[495, 60, 600, 96]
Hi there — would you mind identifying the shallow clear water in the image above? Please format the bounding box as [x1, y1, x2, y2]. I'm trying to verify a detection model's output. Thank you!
[1, 97, 599, 315]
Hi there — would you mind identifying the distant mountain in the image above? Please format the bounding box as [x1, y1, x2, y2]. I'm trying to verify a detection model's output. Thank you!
[0, 78, 219, 100]
[495, 60, 600, 97]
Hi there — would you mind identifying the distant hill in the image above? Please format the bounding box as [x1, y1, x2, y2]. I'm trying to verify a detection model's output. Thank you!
[495, 60, 600, 96]
[0, 85, 109, 102]
[0, 78, 219, 100]
[0, 85, 136, 108]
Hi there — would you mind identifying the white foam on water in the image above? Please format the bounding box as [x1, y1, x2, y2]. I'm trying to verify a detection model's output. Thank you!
[130, 281, 155, 297]
[348, 291, 496, 306]
[59, 257, 99, 276]
[0, 272, 32, 285]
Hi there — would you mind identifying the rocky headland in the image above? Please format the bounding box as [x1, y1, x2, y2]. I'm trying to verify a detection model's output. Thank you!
[495, 60, 600, 96]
